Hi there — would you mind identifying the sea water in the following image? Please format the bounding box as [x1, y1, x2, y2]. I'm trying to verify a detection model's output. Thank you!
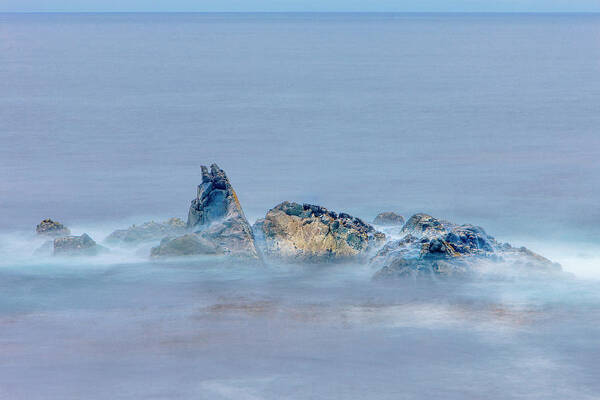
[1, 13, 599, 399]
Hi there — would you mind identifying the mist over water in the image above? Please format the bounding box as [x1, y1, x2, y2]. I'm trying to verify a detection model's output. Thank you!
[1, 13, 600, 399]
[1, 249, 600, 399]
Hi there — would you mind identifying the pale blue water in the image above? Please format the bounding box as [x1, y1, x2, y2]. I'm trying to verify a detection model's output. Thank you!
[1, 13, 600, 400]
[2, 13, 600, 239]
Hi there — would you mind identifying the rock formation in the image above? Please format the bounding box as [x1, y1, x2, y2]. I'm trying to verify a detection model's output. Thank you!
[372, 213, 561, 279]
[106, 218, 186, 245]
[254, 201, 385, 262]
[150, 234, 222, 258]
[36, 219, 70, 237]
[53, 233, 107, 256]
[400, 213, 450, 238]
[373, 212, 405, 226]
[151, 164, 259, 260]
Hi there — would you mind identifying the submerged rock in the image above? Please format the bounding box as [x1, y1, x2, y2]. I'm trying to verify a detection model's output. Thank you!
[254, 201, 385, 262]
[373, 213, 560, 280]
[373, 212, 405, 226]
[54, 233, 107, 256]
[153, 164, 259, 260]
[150, 234, 222, 258]
[33, 240, 54, 257]
[106, 218, 186, 245]
[36, 219, 70, 237]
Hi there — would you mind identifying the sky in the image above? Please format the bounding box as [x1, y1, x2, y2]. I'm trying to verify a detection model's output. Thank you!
[2, 0, 600, 13]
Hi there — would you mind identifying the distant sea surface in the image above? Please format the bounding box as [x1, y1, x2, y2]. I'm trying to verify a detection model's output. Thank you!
[1, 13, 599, 242]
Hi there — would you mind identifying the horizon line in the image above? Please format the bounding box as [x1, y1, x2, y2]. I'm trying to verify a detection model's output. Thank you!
[2, 11, 600, 15]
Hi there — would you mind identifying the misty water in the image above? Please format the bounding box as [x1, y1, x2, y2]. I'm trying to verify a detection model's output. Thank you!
[1, 13, 600, 399]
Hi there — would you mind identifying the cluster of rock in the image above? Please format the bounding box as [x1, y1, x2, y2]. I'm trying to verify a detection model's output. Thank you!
[35, 219, 106, 256]
[253, 201, 385, 262]
[371, 213, 561, 279]
[34, 164, 561, 280]
[54, 233, 107, 256]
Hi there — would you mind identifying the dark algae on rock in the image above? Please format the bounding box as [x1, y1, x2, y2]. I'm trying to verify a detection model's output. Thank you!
[36, 219, 70, 237]
[373, 213, 561, 280]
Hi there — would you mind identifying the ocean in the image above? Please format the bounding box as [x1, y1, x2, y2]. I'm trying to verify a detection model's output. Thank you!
[1, 13, 599, 399]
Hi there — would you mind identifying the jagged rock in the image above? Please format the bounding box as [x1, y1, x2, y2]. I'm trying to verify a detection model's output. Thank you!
[188, 164, 245, 228]
[373, 212, 405, 226]
[54, 233, 107, 256]
[400, 213, 451, 238]
[36, 219, 70, 237]
[373, 213, 561, 280]
[106, 218, 186, 245]
[369, 234, 421, 269]
[150, 234, 222, 258]
[157, 164, 259, 260]
[254, 201, 386, 262]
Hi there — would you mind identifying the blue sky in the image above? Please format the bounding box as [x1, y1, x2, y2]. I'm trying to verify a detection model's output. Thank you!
[3, 0, 600, 12]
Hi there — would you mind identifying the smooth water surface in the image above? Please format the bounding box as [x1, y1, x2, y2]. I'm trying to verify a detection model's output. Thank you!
[1, 13, 599, 240]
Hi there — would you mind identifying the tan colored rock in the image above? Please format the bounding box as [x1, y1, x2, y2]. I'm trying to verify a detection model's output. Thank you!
[36, 219, 70, 237]
[255, 202, 385, 262]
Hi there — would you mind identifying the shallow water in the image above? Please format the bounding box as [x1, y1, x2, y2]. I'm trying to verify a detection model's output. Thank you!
[1, 252, 599, 399]
[1, 13, 600, 400]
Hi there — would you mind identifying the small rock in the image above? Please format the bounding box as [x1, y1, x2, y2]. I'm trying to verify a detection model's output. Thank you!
[401, 213, 452, 237]
[36, 219, 70, 237]
[150, 234, 222, 258]
[54, 233, 107, 256]
[373, 212, 405, 226]
[106, 218, 186, 245]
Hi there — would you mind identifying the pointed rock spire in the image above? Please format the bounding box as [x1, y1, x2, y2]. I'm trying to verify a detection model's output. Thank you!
[181, 163, 259, 260]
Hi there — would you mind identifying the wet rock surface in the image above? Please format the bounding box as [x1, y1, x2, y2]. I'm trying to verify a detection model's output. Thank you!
[400, 213, 452, 238]
[106, 218, 186, 245]
[154, 164, 259, 260]
[373, 213, 561, 279]
[36, 219, 70, 237]
[254, 201, 385, 262]
[53, 233, 107, 256]
[373, 212, 405, 226]
[150, 234, 222, 258]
